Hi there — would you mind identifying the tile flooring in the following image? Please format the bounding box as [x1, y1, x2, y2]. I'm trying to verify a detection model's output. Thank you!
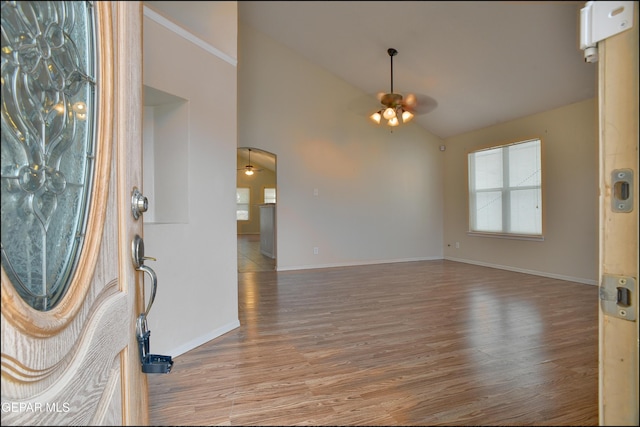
[237, 234, 276, 272]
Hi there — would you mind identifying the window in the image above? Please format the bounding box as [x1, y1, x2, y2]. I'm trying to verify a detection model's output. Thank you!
[468, 138, 542, 238]
[236, 188, 250, 220]
[264, 187, 276, 204]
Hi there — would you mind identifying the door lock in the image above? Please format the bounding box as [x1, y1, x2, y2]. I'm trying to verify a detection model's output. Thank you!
[131, 187, 148, 220]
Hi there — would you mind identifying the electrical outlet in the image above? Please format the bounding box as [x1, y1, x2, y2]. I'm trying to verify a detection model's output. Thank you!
[313, 247, 319, 255]
[455, 242, 460, 249]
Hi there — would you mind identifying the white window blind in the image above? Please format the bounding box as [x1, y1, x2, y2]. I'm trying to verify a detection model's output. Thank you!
[236, 188, 250, 220]
[468, 138, 542, 238]
[264, 187, 276, 204]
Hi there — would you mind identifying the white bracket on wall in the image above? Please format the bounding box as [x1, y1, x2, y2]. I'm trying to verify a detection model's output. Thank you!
[580, 1, 635, 63]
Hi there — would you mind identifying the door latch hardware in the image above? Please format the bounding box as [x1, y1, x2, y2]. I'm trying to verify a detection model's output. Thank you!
[611, 169, 633, 213]
[600, 274, 636, 321]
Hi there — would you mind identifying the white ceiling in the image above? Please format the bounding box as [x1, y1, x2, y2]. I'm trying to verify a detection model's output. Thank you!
[146, 0, 596, 156]
[237, 1, 595, 139]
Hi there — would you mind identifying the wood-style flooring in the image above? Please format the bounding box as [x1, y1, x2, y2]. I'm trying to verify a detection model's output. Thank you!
[148, 244, 598, 426]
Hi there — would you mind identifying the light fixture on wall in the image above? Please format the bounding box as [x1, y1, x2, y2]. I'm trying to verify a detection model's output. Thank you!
[370, 48, 437, 128]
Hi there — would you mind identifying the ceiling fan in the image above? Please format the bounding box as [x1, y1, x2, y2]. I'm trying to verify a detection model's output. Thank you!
[370, 48, 437, 127]
[238, 148, 263, 175]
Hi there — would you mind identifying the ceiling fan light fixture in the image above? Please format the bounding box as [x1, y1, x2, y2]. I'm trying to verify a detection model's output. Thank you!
[383, 107, 396, 120]
[401, 109, 414, 123]
[239, 148, 261, 176]
[369, 47, 435, 129]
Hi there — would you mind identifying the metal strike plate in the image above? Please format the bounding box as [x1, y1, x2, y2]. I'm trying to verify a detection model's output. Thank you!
[600, 275, 636, 321]
[611, 169, 633, 213]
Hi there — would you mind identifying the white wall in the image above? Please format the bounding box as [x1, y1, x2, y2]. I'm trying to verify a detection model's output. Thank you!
[238, 24, 445, 270]
[142, 5, 239, 356]
[443, 98, 598, 284]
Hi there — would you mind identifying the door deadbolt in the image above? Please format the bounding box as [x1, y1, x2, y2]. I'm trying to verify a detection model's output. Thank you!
[131, 187, 148, 220]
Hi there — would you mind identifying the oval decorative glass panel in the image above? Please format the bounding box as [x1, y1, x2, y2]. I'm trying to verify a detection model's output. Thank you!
[1, 1, 97, 311]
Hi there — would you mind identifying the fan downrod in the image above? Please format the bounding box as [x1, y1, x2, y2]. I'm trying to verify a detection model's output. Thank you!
[387, 48, 398, 93]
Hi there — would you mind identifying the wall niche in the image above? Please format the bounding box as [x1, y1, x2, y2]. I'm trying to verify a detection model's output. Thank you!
[143, 85, 189, 224]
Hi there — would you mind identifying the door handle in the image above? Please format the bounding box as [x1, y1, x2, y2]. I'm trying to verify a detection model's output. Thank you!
[131, 234, 173, 374]
[132, 234, 158, 316]
[137, 264, 157, 317]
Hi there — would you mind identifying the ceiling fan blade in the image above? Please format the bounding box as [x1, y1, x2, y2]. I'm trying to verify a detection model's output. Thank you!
[401, 93, 438, 115]
[348, 90, 438, 118]
[238, 165, 264, 172]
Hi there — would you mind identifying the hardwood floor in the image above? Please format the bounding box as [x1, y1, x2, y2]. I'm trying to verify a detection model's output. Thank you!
[148, 259, 598, 426]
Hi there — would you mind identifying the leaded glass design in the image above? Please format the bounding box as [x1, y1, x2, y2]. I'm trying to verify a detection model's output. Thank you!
[1, 1, 97, 311]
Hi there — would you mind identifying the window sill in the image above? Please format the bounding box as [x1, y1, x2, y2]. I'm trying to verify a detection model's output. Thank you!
[467, 231, 544, 241]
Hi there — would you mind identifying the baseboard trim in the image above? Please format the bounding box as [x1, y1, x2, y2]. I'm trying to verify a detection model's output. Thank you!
[166, 319, 241, 358]
[444, 256, 597, 286]
[277, 256, 597, 286]
[277, 256, 443, 272]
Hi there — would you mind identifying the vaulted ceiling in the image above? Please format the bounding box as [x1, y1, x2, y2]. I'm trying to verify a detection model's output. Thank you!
[145, 1, 596, 170]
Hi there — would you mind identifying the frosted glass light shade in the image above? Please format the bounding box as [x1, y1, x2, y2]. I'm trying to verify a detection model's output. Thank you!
[383, 107, 396, 120]
[402, 110, 414, 123]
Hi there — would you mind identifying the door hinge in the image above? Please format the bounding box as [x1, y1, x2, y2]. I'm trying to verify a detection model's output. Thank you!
[580, 1, 635, 62]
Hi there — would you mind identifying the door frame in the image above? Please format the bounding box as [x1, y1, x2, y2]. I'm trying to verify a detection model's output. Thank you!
[597, 3, 639, 425]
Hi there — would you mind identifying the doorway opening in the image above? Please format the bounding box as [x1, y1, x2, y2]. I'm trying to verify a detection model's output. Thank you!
[236, 147, 277, 272]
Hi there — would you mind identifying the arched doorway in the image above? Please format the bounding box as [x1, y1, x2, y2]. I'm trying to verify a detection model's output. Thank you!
[236, 147, 277, 272]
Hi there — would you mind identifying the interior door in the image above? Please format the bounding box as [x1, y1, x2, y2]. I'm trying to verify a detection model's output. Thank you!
[598, 3, 639, 425]
[1, 2, 148, 425]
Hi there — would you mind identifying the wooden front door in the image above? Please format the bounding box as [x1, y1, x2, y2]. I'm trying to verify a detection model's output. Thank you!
[1, 2, 148, 425]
